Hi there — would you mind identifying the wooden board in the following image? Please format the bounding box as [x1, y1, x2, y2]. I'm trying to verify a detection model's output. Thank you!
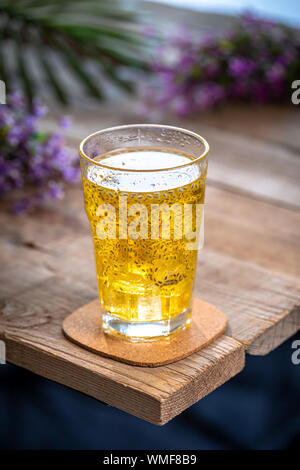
[2, 326, 244, 425]
[187, 104, 300, 152]
[0, 104, 299, 424]
[45, 104, 300, 209]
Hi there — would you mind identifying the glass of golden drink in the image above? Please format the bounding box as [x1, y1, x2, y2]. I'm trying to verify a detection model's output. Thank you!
[79, 125, 209, 342]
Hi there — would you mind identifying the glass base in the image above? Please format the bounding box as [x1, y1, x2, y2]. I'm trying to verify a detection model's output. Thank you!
[102, 309, 191, 342]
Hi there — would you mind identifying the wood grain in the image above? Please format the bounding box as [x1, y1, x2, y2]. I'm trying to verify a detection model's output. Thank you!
[44, 105, 300, 209]
[0, 198, 298, 423]
[3, 332, 244, 425]
[0, 105, 299, 423]
[172, 118, 300, 209]
[1, 188, 299, 357]
[0, 276, 244, 425]
[205, 186, 300, 278]
[195, 249, 300, 354]
[188, 104, 300, 152]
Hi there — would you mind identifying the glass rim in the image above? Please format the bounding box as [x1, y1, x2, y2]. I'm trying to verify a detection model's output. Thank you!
[79, 124, 210, 173]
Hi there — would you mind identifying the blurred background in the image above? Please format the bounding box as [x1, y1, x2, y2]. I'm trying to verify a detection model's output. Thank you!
[149, 0, 300, 27]
[0, 0, 299, 449]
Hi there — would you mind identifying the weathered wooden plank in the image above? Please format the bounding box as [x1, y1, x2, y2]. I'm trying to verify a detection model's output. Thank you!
[0, 232, 298, 423]
[181, 121, 300, 209]
[1, 186, 299, 357]
[191, 104, 300, 152]
[43, 107, 300, 209]
[0, 276, 244, 425]
[0, 105, 298, 424]
[5, 184, 298, 281]
[195, 249, 300, 354]
[0, 199, 298, 424]
[0, 224, 299, 358]
[205, 186, 300, 278]
[0, 195, 87, 248]
[246, 305, 300, 355]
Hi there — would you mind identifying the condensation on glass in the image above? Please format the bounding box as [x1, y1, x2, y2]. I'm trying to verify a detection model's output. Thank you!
[79, 125, 209, 342]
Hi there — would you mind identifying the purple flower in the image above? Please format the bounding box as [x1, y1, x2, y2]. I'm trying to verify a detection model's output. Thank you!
[30, 163, 48, 182]
[46, 181, 64, 200]
[198, 32, 217, 49]
[251, 81, 269, 103]
[62, 165, 80, 183]
[229, 81, 249, 98]
[0, 108, 15, 127]
[277, 49, 297, 66]
[24, 115, 38, 131]
[0, 158, 10, 177]
[141, 13, 300, 116]
[194, 83, 226, 109]
[154, 69, 174, 87]
[229, 57, 256, 78]
[7, 126, 25, 146]
[171, 96, 193, 116]
[32, 100, 47, 118]
[0, 176, 11, 195]
[179, 54, 197, 72]
[266, 64, 285, 83]
[0, 92, 79, 214]
[9, 168, 23, 188]
[59, 115, 72, 129]
[45, 133, 64, 150]
[203, 63, 219, 79]
[9, 91, 26, 109]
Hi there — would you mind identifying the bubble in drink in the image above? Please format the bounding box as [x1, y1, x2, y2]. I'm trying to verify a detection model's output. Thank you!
[82, 147, 206, 328]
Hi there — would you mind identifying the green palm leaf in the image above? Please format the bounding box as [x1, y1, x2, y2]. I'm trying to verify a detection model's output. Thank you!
[0, 0, 148, 106]
[15, 35, 34, 105]
[37, 48, 69, 106]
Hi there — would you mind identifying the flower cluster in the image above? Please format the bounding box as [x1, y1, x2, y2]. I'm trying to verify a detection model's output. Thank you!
[0, 92, 80, 214]
[142, 14, 300, 116]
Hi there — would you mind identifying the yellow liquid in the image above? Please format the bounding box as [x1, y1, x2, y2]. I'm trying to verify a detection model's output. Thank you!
[82, 148, 206, 323]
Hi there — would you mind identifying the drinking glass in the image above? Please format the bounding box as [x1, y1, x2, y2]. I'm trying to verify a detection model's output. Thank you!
[79, 124, 209, 341]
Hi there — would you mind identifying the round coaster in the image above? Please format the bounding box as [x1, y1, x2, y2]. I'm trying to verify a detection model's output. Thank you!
[62, 298, 228, 367]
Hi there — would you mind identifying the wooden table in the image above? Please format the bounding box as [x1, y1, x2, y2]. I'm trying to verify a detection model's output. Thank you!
[0, 103, 299, 425]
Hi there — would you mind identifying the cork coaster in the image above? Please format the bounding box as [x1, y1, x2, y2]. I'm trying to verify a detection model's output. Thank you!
[62, 298, 228, 367]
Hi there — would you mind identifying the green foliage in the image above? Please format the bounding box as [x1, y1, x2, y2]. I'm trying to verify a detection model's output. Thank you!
[0, 0, 147, 105]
